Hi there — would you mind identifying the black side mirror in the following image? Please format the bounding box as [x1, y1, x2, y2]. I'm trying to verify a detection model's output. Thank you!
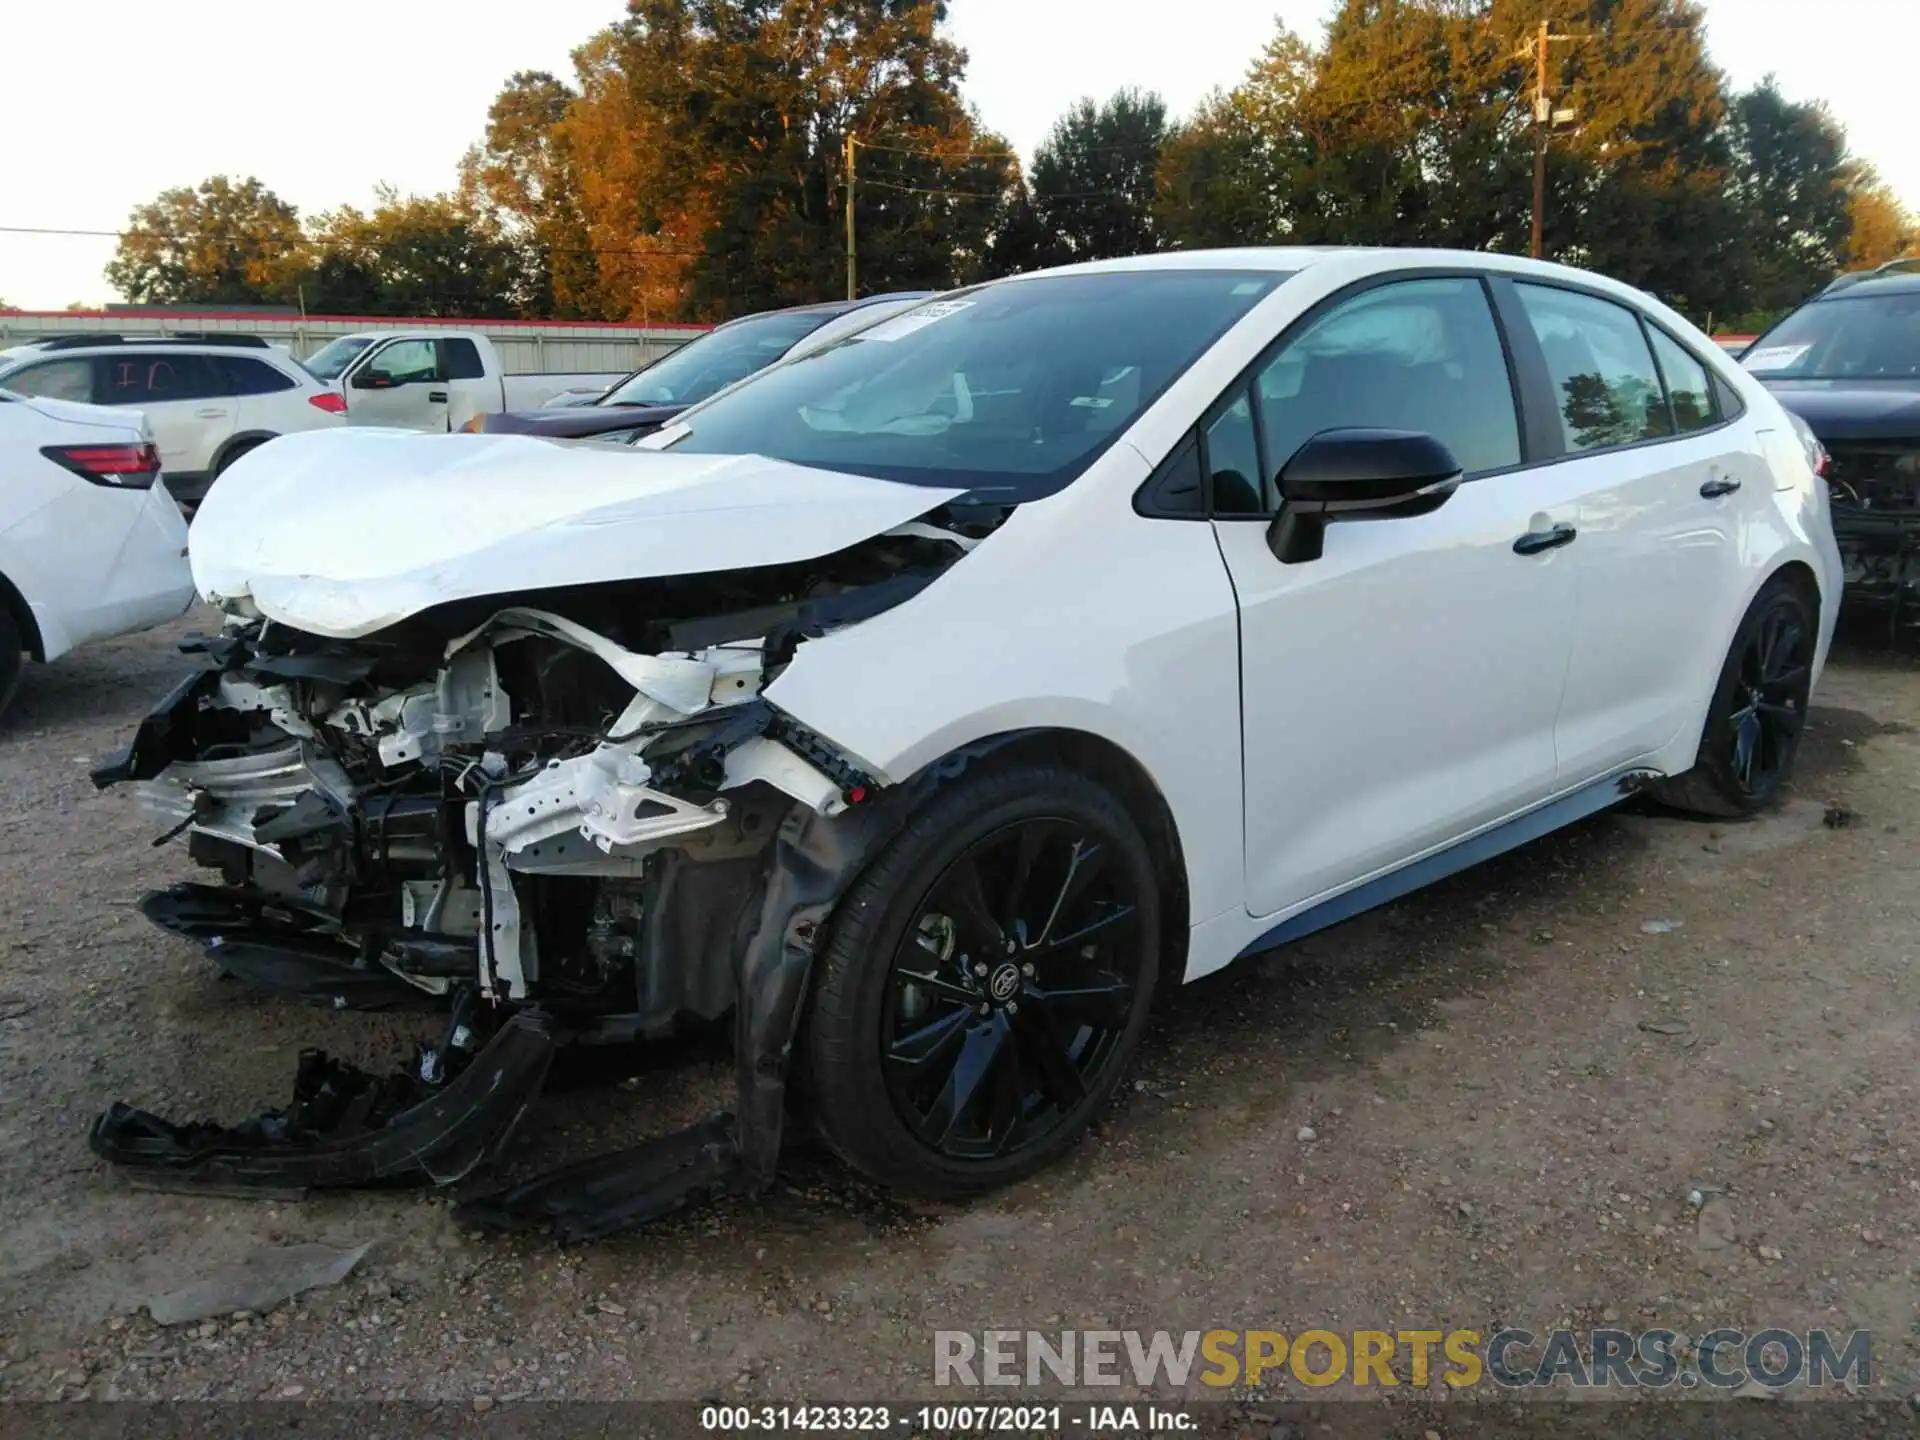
[1267, 428, 1462, 564]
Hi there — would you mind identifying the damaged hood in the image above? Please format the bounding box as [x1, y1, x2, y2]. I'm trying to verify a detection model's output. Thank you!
[189, 428, 964, 638]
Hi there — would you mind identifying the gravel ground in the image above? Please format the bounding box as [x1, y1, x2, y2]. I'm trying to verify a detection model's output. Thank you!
[2, 608, 1918, 1413]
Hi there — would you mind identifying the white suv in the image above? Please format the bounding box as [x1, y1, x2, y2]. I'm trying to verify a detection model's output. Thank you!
[0, 335, 346, 505]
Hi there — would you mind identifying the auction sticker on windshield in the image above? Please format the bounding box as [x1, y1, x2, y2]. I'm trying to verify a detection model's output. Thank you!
[1741, 343, 1812, 372]
[857, 300, 975, 342]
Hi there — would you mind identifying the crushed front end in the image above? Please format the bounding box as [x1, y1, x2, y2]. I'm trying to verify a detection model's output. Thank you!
[1825, 441, 1920, 628]
[88, 527, 976, 1237]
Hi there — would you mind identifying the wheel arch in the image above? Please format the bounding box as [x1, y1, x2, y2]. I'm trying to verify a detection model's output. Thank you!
[211, 430, 279, 475]
[0, 567, 45, 661]
[1768, 558, 1823, 620]
[886, 726, 1194, 985]
[1658, 556, 1829, 783]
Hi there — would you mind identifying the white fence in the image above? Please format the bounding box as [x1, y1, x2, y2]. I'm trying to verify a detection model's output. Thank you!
[0, 308, 706, 374]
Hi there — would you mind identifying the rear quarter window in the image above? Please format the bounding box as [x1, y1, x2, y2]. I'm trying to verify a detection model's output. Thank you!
[214, 355, 299, 395]
[0, 358, 94, 402]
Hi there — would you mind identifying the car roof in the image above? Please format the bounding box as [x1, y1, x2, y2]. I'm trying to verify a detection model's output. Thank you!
[1815, 272, 1920, 301]
[982, 246, 1707, 321]
[1, 333, 277, 355]
[713, 291, 935, 330]
[999, 245, 1650, 283]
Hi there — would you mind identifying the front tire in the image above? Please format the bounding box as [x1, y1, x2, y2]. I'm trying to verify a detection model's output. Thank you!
[805, 763, 1160, 1197]
[1652, 576, 1817, 818]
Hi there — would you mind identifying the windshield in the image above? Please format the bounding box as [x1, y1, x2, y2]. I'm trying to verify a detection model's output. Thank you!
[649, 270, 1287, 499]
[601, 311, 829, 407]
[300, 337, 375, 381]
[1742, 291, 1920, 380]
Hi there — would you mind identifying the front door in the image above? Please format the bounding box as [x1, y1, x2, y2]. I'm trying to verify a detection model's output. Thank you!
[1215, 275, 1583, 919]
[345, 338, 449, 431]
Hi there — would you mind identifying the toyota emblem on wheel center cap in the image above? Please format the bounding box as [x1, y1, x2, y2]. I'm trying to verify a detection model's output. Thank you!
[987, 963, 1022, 1003]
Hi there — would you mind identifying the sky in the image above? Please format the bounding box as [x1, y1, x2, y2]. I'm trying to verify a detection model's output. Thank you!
[2, 0, 1915, 311]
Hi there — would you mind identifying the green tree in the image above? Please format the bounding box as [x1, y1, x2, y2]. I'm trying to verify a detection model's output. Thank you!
[1154, 0, 1744, 320]
[106, 176, 307, 304]
[462, 70, 607, 318]
[1028, 88, 1169, 261]
[977, 186, 1063, 278]
[1717, 80, 1850, 313]
[307, 188, 525, 317]
[594, 0, 1018, 318]
[1841, 169, 1917, 271]
[1154, 87, 1294, 248]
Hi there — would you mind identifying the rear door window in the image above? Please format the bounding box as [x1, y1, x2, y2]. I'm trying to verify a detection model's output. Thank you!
[97, 351, 225, 405]
[1514, 284, 1672, 451]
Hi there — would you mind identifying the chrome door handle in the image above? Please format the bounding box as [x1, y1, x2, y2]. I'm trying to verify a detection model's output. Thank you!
[1512, 523, 1577, 556]
[1699, 477, 1742, 498]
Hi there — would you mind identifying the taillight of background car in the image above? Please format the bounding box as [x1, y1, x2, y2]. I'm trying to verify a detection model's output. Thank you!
[1785, 410, 1831, 480]
[40, 441, 162, 489]
[309, 392, 349, 415]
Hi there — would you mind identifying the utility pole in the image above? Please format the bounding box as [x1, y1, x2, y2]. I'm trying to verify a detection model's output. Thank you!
[844, 133, 857, 301]
[1519, 18, 1583, 258]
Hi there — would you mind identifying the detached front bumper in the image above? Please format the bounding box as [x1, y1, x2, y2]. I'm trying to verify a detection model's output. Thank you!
[91, 1011, 554, 1192]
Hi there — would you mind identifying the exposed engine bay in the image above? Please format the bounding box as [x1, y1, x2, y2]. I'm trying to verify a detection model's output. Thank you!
[88, 513, 992, 1237]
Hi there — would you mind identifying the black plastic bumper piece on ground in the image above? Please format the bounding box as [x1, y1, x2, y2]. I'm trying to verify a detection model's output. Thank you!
[454, 1112, 742, 1242]
[89, 1012, 554, 1192]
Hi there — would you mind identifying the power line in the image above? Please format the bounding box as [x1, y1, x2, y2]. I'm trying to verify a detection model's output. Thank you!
[854, 138, 1164, 159]
[860, 177, 1147, 203]
[0, 223, 713, 262]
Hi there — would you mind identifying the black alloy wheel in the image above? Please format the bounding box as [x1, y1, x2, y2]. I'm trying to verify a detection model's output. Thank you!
[1653, 577, 1818, 818]
[1726, 598, 1814, 799]
[882, 817, 1144, 1161]
[805, 763, 1160, 1195]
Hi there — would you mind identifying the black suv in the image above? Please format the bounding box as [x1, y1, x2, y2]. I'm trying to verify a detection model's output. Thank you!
[1743, 260, 1920, 624]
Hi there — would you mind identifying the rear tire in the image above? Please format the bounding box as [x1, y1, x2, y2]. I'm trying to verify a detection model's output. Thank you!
[0, 609, 23, 719]
[1651, 577, 1817, 818]
[804, 762, 1160, 1198]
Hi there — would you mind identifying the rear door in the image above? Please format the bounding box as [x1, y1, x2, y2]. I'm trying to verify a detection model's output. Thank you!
[93, 350, 235, 476]
[1497, 281, 1762, 781]
[344, 338, 449, 431]
[1210, 274, 1585, 919]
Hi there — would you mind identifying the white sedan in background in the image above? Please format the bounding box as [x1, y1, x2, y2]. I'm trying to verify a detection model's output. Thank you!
[0, 388, 194, 714]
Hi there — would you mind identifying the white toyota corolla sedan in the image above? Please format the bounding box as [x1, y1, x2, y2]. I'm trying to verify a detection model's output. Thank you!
[91, 249, 1840, 1237]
